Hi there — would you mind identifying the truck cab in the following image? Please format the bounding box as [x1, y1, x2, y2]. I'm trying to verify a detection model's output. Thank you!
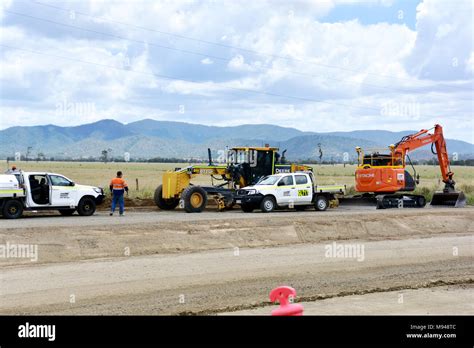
[235, 172, 345, 213]
[0, 171, 105, 219]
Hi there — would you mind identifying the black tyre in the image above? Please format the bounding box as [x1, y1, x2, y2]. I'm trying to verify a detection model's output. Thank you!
[2, 199, 23, 219]
[260, 196, 276, 213]
[59, 209, 75, 216]
[154, 185, 179, 210]
[241, 203, 254, 213]
[182, 186, 208, 213]
[77, 197, 96, 216]
[416, 195, 426, 208]
[314, 195, 329, 211]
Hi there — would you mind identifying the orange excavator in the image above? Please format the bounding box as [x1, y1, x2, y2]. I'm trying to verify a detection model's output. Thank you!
[353, 124, 466, 209]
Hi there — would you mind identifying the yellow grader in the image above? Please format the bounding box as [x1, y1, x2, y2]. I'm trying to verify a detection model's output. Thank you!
[154, 146, 311, 212]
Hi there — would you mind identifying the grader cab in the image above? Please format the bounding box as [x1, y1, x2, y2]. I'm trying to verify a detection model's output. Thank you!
[154, 146, 311, 213]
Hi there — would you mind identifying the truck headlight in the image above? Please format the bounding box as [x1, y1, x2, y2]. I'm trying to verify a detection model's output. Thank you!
[246, 189, 257, 195]
[93, 188, 102, 194]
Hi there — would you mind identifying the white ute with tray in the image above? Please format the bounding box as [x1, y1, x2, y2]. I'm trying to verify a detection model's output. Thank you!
[235, 171, 345, 213]
[0, 171, 105, 219]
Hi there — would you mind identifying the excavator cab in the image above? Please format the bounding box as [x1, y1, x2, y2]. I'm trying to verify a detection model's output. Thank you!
[355, 147, 411, 194]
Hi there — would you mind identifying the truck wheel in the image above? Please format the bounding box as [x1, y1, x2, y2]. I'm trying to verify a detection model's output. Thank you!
[182, 186, 207, 213]
[2, 200, 23, 219]
[154, 185, 179, 210]
[59, 209, 75, 216]
[241, 203, 254, 213]
[315, 195, 329, 211]
[260, 196, 276, 213]
[77, 197, 96, 216]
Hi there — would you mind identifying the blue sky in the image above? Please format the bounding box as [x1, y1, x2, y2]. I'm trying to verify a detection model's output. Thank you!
[324, 0, 419, 28]
[0, 0, 473, 142]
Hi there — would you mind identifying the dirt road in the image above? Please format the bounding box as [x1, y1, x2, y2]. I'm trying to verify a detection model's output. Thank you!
[1, 234, 472, 315]
[1, 207, 472, 314]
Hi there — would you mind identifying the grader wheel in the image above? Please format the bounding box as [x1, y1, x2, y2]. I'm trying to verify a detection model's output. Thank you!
[154, 185, 179, 210]
[182, 186, 208, 213]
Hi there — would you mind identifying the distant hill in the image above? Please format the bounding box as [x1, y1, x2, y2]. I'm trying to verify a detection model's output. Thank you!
[127, 119, 309, 143]
[0, 119, 472, 161]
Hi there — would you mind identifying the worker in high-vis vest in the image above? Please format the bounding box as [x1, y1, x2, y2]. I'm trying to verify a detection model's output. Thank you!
[109, 171, 128, 216]
[5, 165, 18, 174]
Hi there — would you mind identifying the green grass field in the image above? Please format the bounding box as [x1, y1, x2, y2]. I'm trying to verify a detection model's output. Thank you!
[2, 161, 473, 205]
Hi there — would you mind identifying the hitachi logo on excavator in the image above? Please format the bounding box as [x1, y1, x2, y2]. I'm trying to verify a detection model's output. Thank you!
[358, 173, 375, 178]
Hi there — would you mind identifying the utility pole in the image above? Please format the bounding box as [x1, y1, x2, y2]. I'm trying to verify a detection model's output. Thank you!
[26, 147, 33, 162]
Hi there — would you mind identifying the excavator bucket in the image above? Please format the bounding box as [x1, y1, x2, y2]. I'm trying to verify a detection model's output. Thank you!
[430, 191, 466, 208]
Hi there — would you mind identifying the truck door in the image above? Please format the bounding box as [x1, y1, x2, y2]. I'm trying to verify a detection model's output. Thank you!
[48, 174, 77, 207]
[26, 174, 51, 207]
[275, 175, 297, 205]
[294, 174, 312, 204]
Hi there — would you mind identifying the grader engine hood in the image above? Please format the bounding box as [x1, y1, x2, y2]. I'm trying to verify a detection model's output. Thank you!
[162, 170, 191, 199]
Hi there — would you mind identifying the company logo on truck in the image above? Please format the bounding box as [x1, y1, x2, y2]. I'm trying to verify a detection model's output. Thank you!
[275, 166, 291, 173]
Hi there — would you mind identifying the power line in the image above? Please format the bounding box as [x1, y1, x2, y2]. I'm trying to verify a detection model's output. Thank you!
[0, 44, 382, 112]
[7, 9, 472, 100]
[31, 0, 471, 90]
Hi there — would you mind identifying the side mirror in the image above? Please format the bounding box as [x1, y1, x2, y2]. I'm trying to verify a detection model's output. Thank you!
[70, 182, 75, 187]
[277, 181, 285, 186]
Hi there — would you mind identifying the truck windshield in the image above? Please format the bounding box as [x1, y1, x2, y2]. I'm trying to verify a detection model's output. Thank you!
[258, 175, 280, 185]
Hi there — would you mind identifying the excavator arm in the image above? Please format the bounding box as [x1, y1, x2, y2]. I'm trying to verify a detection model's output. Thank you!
[393, 124, 465, 206]
[393, 124, 454, 188]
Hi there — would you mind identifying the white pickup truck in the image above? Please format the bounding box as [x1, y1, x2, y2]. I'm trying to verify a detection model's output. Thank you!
[235, 172, 345, 212]
[0, 171, 105, 219]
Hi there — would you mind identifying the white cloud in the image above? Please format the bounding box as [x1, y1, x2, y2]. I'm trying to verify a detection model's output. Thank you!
[162, 75, 264, 96]
[435, 23, 454, 39]
[0, 0, 12, 20]
[227, 54, 262, 72]
[200, 57, 213, 65]
[405, 0, 473, 80]
[466, 52, 474, 73]
[0, 26, 158, 103]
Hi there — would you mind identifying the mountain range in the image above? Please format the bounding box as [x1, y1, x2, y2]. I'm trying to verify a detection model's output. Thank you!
[0, 119, 472, 161]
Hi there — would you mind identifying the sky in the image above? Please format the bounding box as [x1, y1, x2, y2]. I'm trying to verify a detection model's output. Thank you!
[0, 0, 473, 142]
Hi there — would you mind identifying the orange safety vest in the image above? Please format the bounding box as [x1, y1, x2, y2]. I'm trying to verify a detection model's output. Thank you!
[110, 177, 128, 190]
